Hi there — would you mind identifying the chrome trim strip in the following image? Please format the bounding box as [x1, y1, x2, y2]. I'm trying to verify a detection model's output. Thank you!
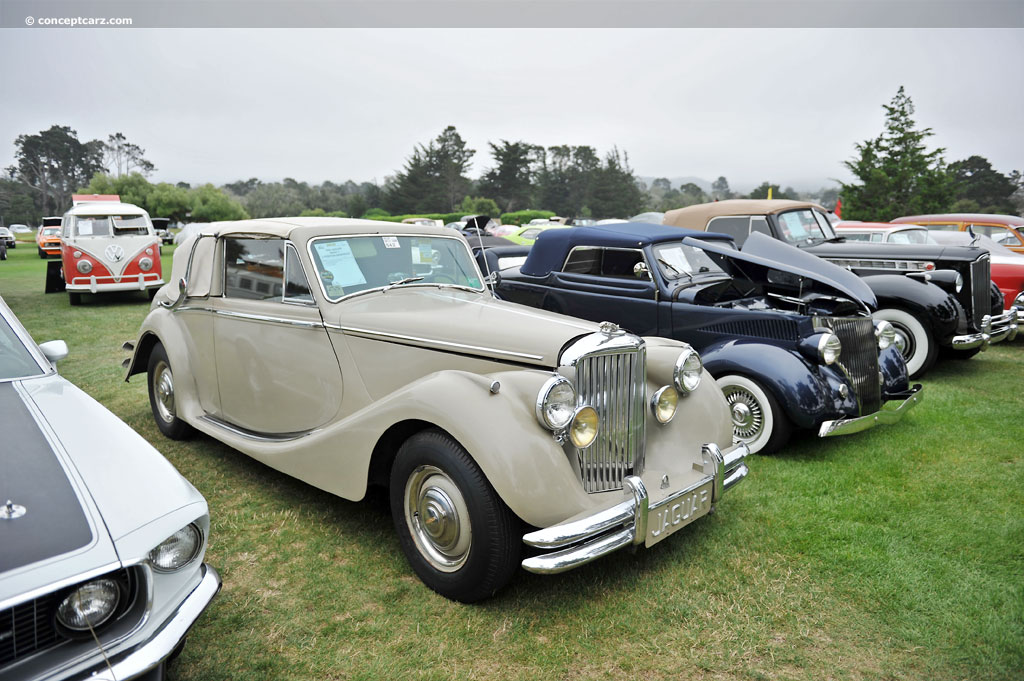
[198, 415, 320, 442]
[338, 325, 545, 361]
[818, 384, 923, 437]
[210, 309, 325, 329]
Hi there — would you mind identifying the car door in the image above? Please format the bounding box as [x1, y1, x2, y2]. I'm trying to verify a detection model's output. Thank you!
[546, 246, 659, 336]
[210, 237, 344, 434]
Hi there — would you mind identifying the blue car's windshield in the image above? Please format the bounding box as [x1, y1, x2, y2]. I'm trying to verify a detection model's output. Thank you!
[652, 242, 725, 280]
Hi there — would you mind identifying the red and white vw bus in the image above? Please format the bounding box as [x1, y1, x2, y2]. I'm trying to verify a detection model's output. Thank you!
[52, 195, 165, 305]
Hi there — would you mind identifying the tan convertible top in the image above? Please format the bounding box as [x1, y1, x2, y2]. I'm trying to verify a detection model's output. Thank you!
[198, 216, 455, 241]
[663, 199, 826, 230]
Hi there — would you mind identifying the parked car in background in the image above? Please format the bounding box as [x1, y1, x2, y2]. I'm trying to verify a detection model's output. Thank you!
[504, 223, 568, 246]
[151, 217, 175, 246]
[892, 213, 1024, 254]
[0, 226, 15, 251]
[835, 222, 933, 245]
[45, 195, 165, 305]
[664, 200, 1013, 377]
[9, 224, 32, 234]
[124, 217, 748, 602]
[37, 216, 63, 258]
[494, 222, 921, 453]
[0, 295, 220, 681]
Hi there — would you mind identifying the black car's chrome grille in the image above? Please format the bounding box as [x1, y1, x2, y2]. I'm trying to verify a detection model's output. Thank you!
[705, 318, 799, 342]
[0, 592, 63, 667]
[573, 346, 647, 493]
[971, 255, 990, 328]
[814, 316, 881, 415]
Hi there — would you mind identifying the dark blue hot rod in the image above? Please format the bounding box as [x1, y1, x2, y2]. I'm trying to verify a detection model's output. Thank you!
[493, 222, 923, 454]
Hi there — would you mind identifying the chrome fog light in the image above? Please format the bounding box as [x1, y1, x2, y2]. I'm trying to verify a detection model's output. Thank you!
[148, 523, 202, 572]
[673, 348, 702, 394]
[819, 333, 842, 365]
[651, 385, 678, 424]
[138, 256, 153, 271]
[76, 259, 93, 274]
[874, 320, 896, 350]
[536, 375, 576, 430]
[568, 406, 599, 448]
[56, 579, 120, 631]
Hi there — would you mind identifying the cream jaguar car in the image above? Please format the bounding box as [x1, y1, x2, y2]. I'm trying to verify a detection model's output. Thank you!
[124, 218, 749, 602]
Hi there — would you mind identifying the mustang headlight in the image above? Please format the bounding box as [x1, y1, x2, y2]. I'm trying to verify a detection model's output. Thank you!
[819, 333, 842, 365]
[56, 579, 120, 631]
[673, 348, 702, 394]
[569, 406, 599, 448]
[148, 523, 203, 572]
[76, 259, 93, 274]
[536, 375, 576, 430]
[138, 256, 153, 272]
[874, 320, 897, 350]
[651, 385, 678, 424]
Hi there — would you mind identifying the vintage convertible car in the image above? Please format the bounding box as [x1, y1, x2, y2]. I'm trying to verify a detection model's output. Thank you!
[44, 195, 165, 305]
[124, 217, 749, 602]
[892, 213, 1024, 254]
[664, 200, 1014, 377]
[493, 223, 921, 454]
[0, 296, 219, 681]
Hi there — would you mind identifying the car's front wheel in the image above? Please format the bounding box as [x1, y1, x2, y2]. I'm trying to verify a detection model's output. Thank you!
[390, 430, 519, 603]
[716, 375, 792, 455]
[873, 308, 936, 378]
[147, 342, 195, 440]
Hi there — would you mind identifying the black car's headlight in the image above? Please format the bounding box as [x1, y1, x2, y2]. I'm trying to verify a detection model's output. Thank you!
[148, 523, 203, 572]
[56, 579, 120, 631]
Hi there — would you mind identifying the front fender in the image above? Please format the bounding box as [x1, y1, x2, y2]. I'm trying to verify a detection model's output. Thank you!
[879, 345, 910, 396]
[700, 339, 835, 430]
[863, 274, 959, 341]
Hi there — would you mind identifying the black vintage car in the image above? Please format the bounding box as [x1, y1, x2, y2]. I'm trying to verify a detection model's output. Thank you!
[494, 222, 922, 454]
[663, 200, 1013, 378]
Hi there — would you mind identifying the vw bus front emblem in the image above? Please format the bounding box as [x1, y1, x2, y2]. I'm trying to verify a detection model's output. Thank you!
[105, 244, 125, 261]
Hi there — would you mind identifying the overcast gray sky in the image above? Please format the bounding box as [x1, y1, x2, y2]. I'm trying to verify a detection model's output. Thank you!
[2, 28, 1022, 191]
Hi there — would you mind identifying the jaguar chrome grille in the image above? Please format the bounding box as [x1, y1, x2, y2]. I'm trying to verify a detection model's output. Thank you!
[571, 344, 647, 493]
[971, 255, 990, 328]
[814, 316, 881, 415]
[0, 592, 62, 667]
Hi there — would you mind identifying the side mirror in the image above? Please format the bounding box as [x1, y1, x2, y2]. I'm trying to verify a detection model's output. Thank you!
[39, 340, 68, 365]
[633, 261, 651, 280]
[484, 270, 501, 287]
[159, 277, 188, 310]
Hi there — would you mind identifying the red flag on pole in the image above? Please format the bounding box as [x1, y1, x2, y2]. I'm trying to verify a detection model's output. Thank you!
[834, 197, 843, 218]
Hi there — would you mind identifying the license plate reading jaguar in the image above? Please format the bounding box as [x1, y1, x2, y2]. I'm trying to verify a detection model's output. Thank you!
[645, 481, 713, 548]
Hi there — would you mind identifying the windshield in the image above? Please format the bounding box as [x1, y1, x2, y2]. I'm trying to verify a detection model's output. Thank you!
[775, 210, 835, 244]
[0, 315, 45, 380]
[652, 242, 725, 280]
[887, 228, 934, 245]
[309, 235, 484, 300]
[42, 227, 61, 236]
[73, 214, 150, 237]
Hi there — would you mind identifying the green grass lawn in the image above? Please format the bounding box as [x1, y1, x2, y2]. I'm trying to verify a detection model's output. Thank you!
[2, 242, 1022, 680]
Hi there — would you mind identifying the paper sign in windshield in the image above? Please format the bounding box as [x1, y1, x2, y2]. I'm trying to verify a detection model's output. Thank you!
[411, 239, 433, 265]
[316, 240, 367, 287]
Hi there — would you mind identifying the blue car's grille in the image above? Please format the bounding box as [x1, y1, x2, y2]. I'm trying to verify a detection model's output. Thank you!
[814, 316, 881, 415]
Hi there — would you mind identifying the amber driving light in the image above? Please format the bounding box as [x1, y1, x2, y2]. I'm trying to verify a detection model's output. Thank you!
[568, 406, 599, 448]
[651, 385, 678, 424]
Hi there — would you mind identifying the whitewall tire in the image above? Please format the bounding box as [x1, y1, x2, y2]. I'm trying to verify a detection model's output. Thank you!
[715, 374, 792, 455]
[872, 308, 936, 379]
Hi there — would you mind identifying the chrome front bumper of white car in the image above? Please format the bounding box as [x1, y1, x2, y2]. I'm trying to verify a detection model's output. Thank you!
[77, 564, 221, 681]
[521, 442, 749, 574]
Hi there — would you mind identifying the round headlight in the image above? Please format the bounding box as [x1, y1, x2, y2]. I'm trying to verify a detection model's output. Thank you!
[674, 348, 702, 394]
[651, 385, 678, 424]
[148, 523, 202, 572]
[875, 320, 896, 351]
[818, 333, 842, 365]
[56, 579, 120, 631]
[76, 259, 93, 274]
[569, 406, 599, 448]
[138, 256, 153, 271]
[536, 375, 576, 430]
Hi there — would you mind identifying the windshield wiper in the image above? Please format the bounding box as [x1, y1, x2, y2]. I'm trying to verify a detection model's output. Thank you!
[385, 276, 424, 290]
[657, 257, 691, 281]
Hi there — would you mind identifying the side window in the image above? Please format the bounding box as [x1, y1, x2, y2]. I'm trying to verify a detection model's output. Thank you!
[926, 223, 959, 231]
[706, 216, 751, 245]
[750, 217, 770, 237]
[971, 225, 1023, 246]
[562, 247, 647, 279]
[224, 238, 285, 300]
[871, 233, 883, 242]
[283, 244, 314, 303]
[563, 247, 601, 274]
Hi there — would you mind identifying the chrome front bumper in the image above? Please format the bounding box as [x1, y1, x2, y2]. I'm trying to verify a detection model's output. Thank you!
[818, 384, 923, 438]
[521, 442, 749, 574]
[77, 564, 221, 681]
[951, 310, 1019, 349]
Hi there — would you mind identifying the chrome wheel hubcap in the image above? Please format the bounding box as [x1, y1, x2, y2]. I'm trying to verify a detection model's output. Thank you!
[405, 465, 471, 572]
[723, 387, 764, 441]
[891, 325, 914, 358]
[153, 361, 176, 423]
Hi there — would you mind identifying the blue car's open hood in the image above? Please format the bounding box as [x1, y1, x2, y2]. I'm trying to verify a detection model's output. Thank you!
[684, 232, 878, 311]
